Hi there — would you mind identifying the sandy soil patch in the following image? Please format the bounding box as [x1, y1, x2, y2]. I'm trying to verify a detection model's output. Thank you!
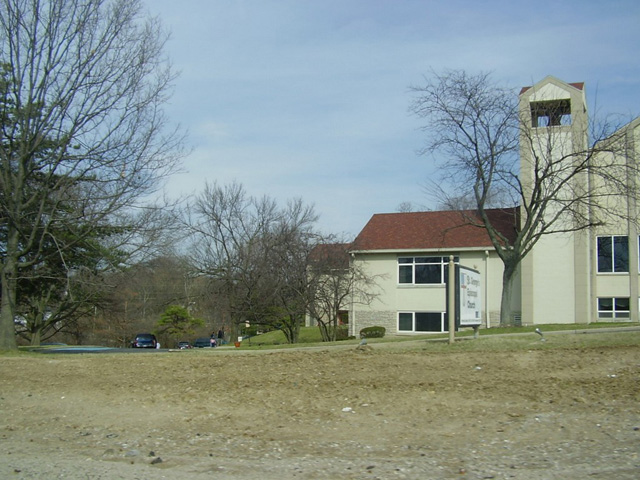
[1, 335, 639, 479]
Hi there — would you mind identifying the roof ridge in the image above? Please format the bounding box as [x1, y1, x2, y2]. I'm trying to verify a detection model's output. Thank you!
[352, 208, 518, 251]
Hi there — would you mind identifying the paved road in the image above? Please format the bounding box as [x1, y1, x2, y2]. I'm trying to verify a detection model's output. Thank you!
[28, 325, 640, 354]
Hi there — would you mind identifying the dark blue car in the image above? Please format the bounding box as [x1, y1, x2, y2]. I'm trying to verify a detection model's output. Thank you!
[131, 333, 157, 348]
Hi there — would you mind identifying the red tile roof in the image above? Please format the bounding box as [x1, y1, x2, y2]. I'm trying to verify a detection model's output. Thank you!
[351, 208, 518, 251]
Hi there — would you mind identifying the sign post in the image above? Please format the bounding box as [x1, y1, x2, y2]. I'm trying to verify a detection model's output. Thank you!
[448, 256, 456, 344]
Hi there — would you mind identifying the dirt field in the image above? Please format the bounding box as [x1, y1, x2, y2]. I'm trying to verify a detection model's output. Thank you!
[1, 332, 639, 479]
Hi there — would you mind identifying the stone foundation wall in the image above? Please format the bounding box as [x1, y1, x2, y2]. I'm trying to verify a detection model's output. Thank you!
[352, 310, 397, 336]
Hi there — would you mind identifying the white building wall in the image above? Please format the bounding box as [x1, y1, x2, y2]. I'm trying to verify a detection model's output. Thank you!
[350, 79, 639, 330]
[527, 83, 579, 103]
[351, 250, 506, 335]
[588, 120, 640, 322]
[519, 77, 589, 325]
[525, 233, 576, 324]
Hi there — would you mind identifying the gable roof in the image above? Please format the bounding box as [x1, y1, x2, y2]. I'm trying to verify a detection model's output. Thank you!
[350, 208, 518, 252]
[520, 78, 584, 95]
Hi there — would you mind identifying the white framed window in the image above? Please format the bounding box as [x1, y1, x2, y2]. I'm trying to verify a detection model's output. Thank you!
[398, 256, 459, 285]
[597, 297, 630, 319]
[597, 236, 628, 273]
[398, 311, 448, 332]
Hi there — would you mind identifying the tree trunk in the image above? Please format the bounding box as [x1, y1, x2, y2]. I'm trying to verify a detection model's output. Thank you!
[0, 233, 19, 350]
[0, 276, 18, 350]
[288, 315, 300, 344]
[499, 262, 518, 327]
[30, 329, 41, 347]
[329, 314, 338, 342]
[317, 322, 330, 342]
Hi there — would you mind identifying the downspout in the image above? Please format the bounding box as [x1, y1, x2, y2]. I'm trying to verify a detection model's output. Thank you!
[485, 250, 490, 328]
[626, 127, 639, 323]
[350, 252, 356, 337]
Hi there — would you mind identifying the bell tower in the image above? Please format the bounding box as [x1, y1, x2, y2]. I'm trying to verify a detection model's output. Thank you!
[518, 76, 590, 325]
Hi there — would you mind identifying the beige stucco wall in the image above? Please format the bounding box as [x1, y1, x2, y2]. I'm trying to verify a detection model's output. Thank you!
[521, 232, 578, 324]
[519, 77, 590, 325]
[526, 82, 585, 104]
[520, 119, 640, 325]
[587, 119, 640, 322]
[350, 249, 508, 335]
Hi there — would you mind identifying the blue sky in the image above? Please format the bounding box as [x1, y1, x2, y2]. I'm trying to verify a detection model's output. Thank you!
[149, 0, 640, 237]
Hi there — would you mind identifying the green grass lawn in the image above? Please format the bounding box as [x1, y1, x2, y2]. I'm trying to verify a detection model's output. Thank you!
[8, 322, 636, 356]
[235, 322, 638, 350]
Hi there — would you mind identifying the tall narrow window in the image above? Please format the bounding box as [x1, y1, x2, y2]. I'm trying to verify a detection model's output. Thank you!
[597, 236, 628, 273]
[398, 312, 413, 331]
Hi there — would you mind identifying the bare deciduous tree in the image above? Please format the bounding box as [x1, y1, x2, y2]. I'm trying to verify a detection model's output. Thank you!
[395, 201, 415, 213]
[188, 182, 320, 344]
[0, 0, 184, 349]
[410, 70, 631, 326]
[307, 242, 381, 342]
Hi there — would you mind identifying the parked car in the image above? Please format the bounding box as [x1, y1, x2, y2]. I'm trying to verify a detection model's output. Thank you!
[131, 333, 157, 348]
[193, 337, 213, 348]
[177, 341, 192, 349]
